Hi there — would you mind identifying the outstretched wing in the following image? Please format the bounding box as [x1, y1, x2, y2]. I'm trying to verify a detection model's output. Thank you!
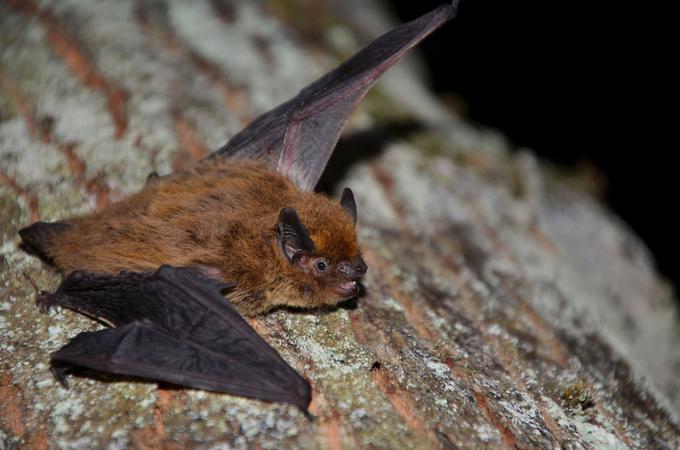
[209, 2, 459, 190]
[45, 266, 311, 411]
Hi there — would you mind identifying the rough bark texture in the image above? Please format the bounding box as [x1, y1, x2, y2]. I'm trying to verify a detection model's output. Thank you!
[1, 1, 679, 449]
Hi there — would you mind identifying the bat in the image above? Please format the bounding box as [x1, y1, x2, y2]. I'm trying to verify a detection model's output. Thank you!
[19, 2, 459, 409]
[21, 160, 366, 317]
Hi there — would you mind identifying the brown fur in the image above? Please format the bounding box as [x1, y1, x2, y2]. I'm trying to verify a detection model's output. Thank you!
[34, 160, 363, 316]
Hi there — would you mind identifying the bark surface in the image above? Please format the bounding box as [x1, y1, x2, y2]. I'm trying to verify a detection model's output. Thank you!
[1, 1, 679, 449]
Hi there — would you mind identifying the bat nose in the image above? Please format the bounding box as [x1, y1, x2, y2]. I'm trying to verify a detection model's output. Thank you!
[338, 259, 367, 280]
[354, 259, 367, 278]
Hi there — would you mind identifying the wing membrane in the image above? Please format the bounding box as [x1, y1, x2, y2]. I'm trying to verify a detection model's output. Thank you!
[209, 2, 459, 190]
[45, 266, 311, 410]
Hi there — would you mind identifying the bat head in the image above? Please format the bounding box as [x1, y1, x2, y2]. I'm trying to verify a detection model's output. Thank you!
[277, 188, 366, 307]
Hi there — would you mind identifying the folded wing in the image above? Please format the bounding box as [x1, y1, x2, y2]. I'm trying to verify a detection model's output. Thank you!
[45, 266, 311, 411]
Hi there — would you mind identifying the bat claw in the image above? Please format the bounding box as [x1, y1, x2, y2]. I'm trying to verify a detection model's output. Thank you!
[146, 171, 160, 185]
[301, 408, 314, 421]
[36, 291, 58, 314]
[50, 365, 70, 389]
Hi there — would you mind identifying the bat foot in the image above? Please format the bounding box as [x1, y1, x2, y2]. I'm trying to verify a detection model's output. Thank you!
[36, 291, 58, 314]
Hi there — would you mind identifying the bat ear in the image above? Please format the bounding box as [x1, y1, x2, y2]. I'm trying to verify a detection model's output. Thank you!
[277, 208, 316, 263]
[340, 188, 357, 226]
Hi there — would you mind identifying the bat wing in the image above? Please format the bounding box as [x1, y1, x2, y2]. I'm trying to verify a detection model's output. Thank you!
[44, 266, 311, 410]
[209, 2, 459, 190]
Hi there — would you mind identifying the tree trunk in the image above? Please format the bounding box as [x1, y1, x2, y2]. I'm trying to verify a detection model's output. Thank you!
[1, 1, 678, 449]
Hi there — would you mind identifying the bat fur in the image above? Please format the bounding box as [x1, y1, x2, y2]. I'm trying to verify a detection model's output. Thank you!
[21, 160, 365, 316]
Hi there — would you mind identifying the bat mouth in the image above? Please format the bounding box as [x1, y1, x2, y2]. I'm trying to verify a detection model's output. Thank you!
[336, 280, 359, 298]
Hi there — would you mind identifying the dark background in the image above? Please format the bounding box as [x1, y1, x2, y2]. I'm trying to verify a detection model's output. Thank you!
[389, 0, 677, 289]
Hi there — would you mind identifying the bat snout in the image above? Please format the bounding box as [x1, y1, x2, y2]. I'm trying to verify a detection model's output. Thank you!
[353, 259, 367, 279]
[337, 258, 367, 280]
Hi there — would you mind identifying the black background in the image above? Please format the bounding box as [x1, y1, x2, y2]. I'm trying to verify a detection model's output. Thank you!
[389, 0, 677, 289]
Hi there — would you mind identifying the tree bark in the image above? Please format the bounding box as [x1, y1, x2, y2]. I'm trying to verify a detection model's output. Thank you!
[1, 1, 678, 449]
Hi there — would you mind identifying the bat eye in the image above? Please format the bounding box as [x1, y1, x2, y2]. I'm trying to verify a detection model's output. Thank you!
[316, 261, 328, 272]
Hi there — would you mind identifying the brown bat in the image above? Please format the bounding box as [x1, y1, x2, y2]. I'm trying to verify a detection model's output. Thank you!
[22, 160, 365, 317]
[19, 2, 459, 410]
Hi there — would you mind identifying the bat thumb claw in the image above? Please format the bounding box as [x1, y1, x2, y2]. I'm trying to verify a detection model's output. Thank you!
[300, 408, 314, 421]
[36, 292, 56, 314]
[50, 364, 71, 389]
